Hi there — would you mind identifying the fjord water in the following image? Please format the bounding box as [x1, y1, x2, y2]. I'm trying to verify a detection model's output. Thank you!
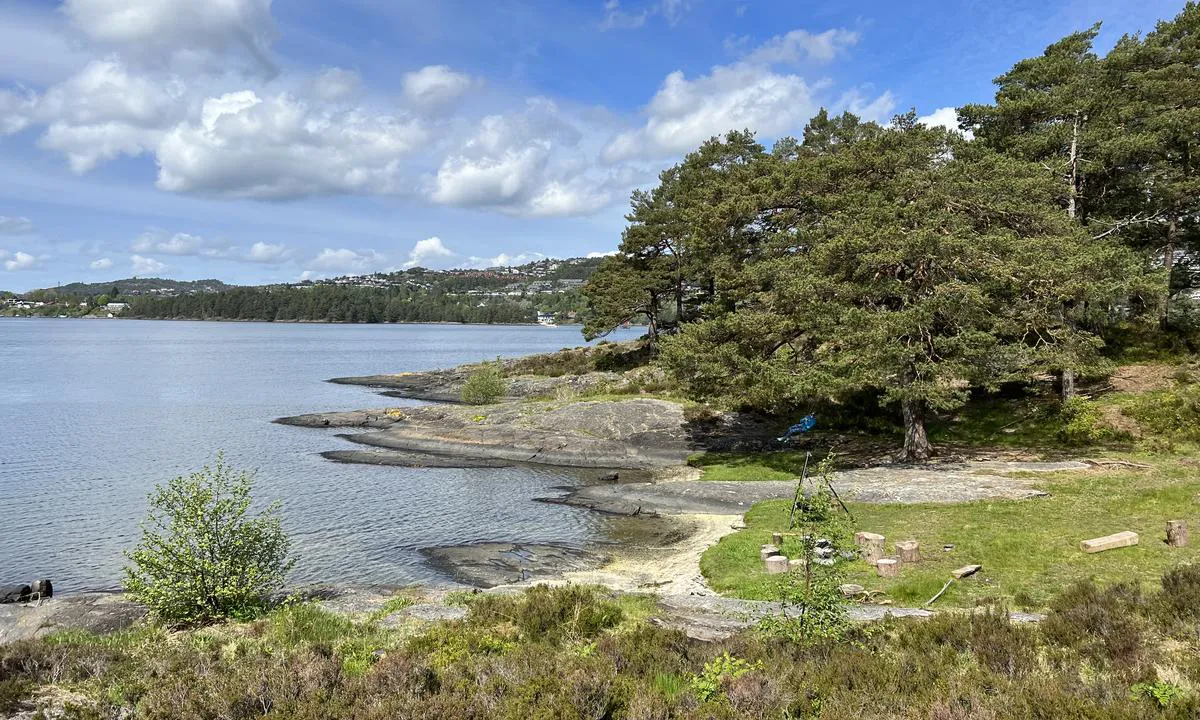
[0, 319, 637, 592]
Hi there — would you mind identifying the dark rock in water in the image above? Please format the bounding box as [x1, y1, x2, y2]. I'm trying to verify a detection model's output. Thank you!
[1, 585, 31, 604]
[321, 449, 514, 468]
[423, 543, 609, 588]
[598, 472, 620, 483]
[30, 579, 52, 599]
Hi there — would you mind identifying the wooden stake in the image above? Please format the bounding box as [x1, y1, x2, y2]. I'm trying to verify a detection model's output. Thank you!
[1167, 520, 1189, 548]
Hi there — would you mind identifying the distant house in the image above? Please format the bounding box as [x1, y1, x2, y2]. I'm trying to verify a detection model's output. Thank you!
[106, 302, 130, 313]
[536, 312, 556, 326]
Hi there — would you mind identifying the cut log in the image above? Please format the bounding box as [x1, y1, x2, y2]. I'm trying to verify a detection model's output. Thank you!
[895, 540, 920, 564]
[788, 558, 806, 573]
[1080, 531, 1139, 554]
[1167, 520, 1189, 548]
[771, 532, 784, 547]
[765, 555, 789, 574]
[839, 583, 865, 597]
[760, 545, 780, 561]
[876, 558, 900, 578]
[855, 532, 885, 563]
[952, 564, 982, 579]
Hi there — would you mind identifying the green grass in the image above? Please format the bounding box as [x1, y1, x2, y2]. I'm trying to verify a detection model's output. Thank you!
[701, 458, 1200, 609]
[688, 451, 814, 481]
[928, 395, 1069, 448]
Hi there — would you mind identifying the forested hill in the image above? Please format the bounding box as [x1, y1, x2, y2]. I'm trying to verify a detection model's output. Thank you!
[10, 256, 605, 323]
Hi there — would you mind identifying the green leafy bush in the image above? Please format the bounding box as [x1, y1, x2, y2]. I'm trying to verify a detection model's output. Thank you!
[123, 456, 294, 626]
[690, 652, 759, 702]
[460, 362, 508, 405]
[1059, 397, 1118, 444]
[1124, 383, 1200, 442]
[1131, 680, 1185, 708]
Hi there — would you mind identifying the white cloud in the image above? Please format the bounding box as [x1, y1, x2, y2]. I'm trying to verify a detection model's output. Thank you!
[403, 65, 473, 109]
[603, 27, 888, 163]
[742, 29, 859, 65]
[62, 0, 277, 74]
[600, 0, 690, 30]
[918, 106, 972, 138]
[429, 97, 613, 216]
[132, 229, 229, 257]
[0, 90, 38, 135]
[0, 216, 34, 235]
[841, 88, 897, 124]
[312, 67, 362, 102]
[90, 257, 113, 270]
[307, 247, 386, 274]
[131, 254, 167, 274]
[30, 58, 188, 173]
[245, 242, 291, 263]
[403, 237, 454, 268]
[586, 250, 618, 258]
[1, 251, 38, 271]
[464, 251, 547, 269]
[156, 90, 426, 199]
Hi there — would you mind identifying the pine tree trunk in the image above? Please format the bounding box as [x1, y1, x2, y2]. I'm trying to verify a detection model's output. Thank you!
[1163, 216, 1177, 330]
[1062, 368, 1077, 400]
[901, 398, 932, 462]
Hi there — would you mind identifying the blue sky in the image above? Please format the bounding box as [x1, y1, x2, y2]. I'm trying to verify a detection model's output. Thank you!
[0, 0, 1185, 292]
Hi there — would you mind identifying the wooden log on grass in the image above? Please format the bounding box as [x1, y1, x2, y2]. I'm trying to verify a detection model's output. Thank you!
[765, 555, 789, 574]
[876, 558, 900, 578]
[895, 540, 920, 564]
[855, 532, 885, 563]
[1080, 531, 1139, 554]
[771, 532, 784, 547]
[760, 544, 780, 561]
[1167, 521, 1189, 548]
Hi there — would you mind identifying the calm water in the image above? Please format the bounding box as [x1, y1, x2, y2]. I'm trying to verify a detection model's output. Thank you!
[0, 318, 639, 592]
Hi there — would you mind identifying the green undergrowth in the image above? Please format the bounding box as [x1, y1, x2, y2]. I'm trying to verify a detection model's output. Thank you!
[702, 459, 1200, 609]
[4, 580, 1200, 718]
[689, 451, 819, 482]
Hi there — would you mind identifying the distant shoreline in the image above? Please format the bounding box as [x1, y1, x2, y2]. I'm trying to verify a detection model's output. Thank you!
[1, 315, 596, 329]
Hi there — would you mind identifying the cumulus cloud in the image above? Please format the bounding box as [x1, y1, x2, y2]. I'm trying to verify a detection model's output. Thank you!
[30, 58, 188, 173]
[62, 0, 277, 75]
[403, 65, 473, 109]
[1, 250, 38, 271]
[131, 254, 167, 274]
[90, 257, 113, 270]
[603, 27, 889, 163]
[0, 216, 34, 235]
[306, 247, 386, 274]
[132, 229, 229, 257]
[918, 106, 972, 138]
[155, 90, 426, 199]
[245, 242, 291, 263]
[0, 89, 38, 135]
[403, 237, 454, 269]
[586, 250, 619, 258]
[429, 97, 614, 216]
[464, 251, 547, 269]
[312, 67, 362, 102]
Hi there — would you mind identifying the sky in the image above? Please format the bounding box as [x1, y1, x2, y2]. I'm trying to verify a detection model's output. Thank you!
[0, 0, 1186, 292]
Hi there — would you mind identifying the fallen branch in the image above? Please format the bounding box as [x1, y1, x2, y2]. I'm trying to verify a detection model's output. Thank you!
[925, 579, 954, 607]
[1082, 459, 1152, 469]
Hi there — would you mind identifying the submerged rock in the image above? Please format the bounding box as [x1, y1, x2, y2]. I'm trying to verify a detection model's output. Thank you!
[423, 543, 610, 588]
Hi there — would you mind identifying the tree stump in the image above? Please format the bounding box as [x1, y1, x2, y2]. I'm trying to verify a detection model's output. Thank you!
[896, 540, 920, 564]
[1167, 520, 1189, 548]
[788, 558, 806, 573]
[855, 532, 885, 564]
[765, 555, 789, 574]
[771, 532, 784, 547]
[876, 558, 900, 578]
[760, 544, 780, 561]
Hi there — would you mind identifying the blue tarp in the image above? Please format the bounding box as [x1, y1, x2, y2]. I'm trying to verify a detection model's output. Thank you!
[777, 414, 816, 441]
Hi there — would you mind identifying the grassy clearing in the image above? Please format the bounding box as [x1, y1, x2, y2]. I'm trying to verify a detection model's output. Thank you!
[688, 451, 814, 481]
[702, 459, 1200, 609]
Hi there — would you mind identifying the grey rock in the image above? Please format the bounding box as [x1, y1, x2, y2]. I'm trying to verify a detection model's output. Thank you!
[423, 543, 609, 588]
[0, 593, 145, 644]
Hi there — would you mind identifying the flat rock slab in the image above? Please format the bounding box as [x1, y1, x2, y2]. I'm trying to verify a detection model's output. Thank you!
[0, 593, 145, 644]
[555, 462, 1064, 516]
[423, 543, 610, 588]
[320, 449, 514, 468]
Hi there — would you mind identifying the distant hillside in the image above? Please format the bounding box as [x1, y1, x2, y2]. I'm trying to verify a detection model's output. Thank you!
[30, 277, 233, 299]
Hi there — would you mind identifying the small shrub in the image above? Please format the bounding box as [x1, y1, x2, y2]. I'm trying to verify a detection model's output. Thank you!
[691, 652, 759, 702]
[1124, 383, 1200, 442]
[461, 362, 508, 405]
[1059, 397, 1117, 444]
[123, 455, 294, 626]
[1131, 680, 1185, 708]
[467, 585, 623, 644]
[968, 609, 1037, 677]
[1157, 564, 1200, 626]
[1041, 580, 1144, 668]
